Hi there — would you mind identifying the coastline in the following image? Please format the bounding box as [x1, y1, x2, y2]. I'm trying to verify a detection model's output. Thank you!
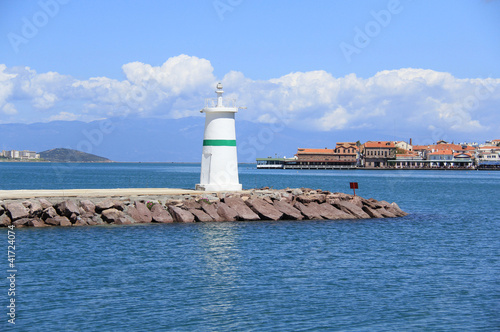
[0, 188, 408, 227]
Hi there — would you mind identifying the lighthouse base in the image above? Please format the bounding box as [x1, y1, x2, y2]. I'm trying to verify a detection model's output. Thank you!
[195, 183, 242, 192]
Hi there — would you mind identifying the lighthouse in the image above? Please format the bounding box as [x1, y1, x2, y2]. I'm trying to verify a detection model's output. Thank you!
[195, 83, 242, 191]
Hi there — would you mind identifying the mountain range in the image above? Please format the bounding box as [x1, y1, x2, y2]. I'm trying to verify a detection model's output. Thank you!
[0, 117, 402, 162]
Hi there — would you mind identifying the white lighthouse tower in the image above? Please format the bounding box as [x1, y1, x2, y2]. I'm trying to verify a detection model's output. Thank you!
[195, 83, 242, 191]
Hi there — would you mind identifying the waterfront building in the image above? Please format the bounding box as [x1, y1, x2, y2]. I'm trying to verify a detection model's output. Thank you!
[362, 141, 396, 168]
[389, 152, 426, 168]
[196, 83, 242, 191]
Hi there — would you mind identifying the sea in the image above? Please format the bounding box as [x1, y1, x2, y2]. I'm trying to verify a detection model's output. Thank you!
[1, 163, 499, 331]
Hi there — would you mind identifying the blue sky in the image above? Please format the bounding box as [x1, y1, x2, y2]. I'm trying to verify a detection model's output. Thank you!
[1, 0, 499, 143]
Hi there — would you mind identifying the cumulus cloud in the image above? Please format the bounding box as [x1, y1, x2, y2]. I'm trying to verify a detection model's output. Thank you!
[0, 55, 499, 140]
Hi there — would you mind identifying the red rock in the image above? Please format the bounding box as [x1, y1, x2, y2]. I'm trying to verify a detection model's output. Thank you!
[272, 200, 303, 220]
[29, 219, 48, 227]
[23, 200, 43, 217]
[6, 202, 29, 221]
[73, 219, 89, 227]
[216, 203, 238, 221]
[245, 199, 283, 221]
[224, 197, 260, 221]
[168, 206, 195, 223]
[95, 199, 115, 212]
[151, 204, 173, 223]
[293, 201, 323, 220]
[333, 201, 371, 219]
[39, 199, 53, 209]
[201, 202, 222, 222]
[189, 208, 213, 222]
[101, 208, 129, 224]
[310, 202, 355, 220]
[183, 201, 202, 209]
[56, 200, 80, 218]
[387, 202, 408, 217]
[42, 207, 59, 220]
[361, 206, 384, 218]
[127, 202, 152, 223]
[80, 200, 96, 214]
[45, 216, 71, 226]
[0, 214, 11, 227]
[13, 218, 31, 227]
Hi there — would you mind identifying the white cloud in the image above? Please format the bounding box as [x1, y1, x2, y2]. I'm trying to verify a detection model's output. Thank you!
[48, 112, 81, 121]
[0, 55, 499, 140]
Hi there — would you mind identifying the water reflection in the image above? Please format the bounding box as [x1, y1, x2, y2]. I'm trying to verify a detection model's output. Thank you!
[197, 223, 242, 315]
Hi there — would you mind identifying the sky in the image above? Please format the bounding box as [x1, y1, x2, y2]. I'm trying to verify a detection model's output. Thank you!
[0, 0, 499, 145]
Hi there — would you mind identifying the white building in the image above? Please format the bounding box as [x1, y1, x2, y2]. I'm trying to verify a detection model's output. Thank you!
[196, 83, 242, 191]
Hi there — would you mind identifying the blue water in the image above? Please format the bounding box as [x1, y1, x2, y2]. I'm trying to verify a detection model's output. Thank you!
[1, 163, 499, 331]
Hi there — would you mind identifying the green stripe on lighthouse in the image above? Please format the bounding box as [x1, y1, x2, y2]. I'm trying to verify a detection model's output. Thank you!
[203, 139, 237, 146]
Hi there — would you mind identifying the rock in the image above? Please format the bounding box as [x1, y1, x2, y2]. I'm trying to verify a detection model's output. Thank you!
[293, 201, 323, 220]
[29, 219, 48, 227]
[6, 202, 29, 221]
[80, 200, 96, 214]
[45, 216, 72, 226]
[82, 215, 104, 225]
[333, 201, 371, 219]
[26, 200, 43, 217]
[310, 202, 355, 220]
[216, 203, 239, 222]
[298, 194, 326, 204]
[39, 199, 53, 209]
[361, 206, 384, 219]
[151, 204, 173, 223]
[200, 202, 222, 222]
[42, 207, 59, 220]
[95, 198, 119, 213]
[272, 200, 303, 220]
[13, 218, 31, 227]
[245, 199, 283, 221]
[101, 208, 131, 224]
[56, 200, 80, 218]
[182, 201, 202, 210]
[0, 214, 12, 227]
[168, 206, 195, 223]
[127, 202, 152, 223]
[291, 188, 303, 196]
[224, 197, 260, 221]
[0, 204, 4, 215]
[73, 219, 89, 227]
[189, 208, 213, 222]
[387, 202, 408, 217]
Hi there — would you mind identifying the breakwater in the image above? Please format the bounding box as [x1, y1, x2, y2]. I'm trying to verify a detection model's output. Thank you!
[0, 188, 407, 227]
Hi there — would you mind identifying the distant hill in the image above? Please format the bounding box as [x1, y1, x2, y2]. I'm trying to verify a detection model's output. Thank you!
[39, 148, 112, 162]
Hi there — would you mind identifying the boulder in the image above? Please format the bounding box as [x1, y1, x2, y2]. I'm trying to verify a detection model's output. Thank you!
[6, 202, 29, 221]
[72, 219, 89, 227]
[151, 204, 173, 223]
[245, 199, 283, 221]
[80, 200, 96, 214]
[42, 207, 59, 220]
[361, 206, 384, 219]
[45, 216, 72, 226]
[293, 201, 323, 220]
[216, 203, 238, 222]
[56, 200, 80, 218]
[272, 200, 303, 220]
[0, 204, 4, 215]
[39, 199, 53, 209]
[95, 198, 125, 213]
[387, 202, 408, 217]
[13, 218, 31, 227]
[333, 201, 371, 219]
[127, 202, 152, 223]
[297, 194, 326, 204]
[168, 206, 195, 223]
[310, 202, 355, 220]
[29, 219, 48, 227]
[0, 214, 11, 227]
[224, 197, 260, 221]
[182, 201, 202, 210]
[101, 208, 131, 224]
[189, 208, 213, 222]
[201, 202, 222, 222]
[26, 200, 43, 218]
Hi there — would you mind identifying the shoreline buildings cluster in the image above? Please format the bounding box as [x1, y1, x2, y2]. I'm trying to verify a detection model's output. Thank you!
[257, 139, 500, 170]
[1, 150, 40, 160]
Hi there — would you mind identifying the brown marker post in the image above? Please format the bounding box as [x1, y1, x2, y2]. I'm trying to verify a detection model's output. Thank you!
[350, 182, 359, 196]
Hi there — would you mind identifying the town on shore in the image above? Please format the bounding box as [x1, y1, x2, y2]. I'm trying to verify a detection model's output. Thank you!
[1, 150, 40, 160]
[257, 139, 500, 170]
